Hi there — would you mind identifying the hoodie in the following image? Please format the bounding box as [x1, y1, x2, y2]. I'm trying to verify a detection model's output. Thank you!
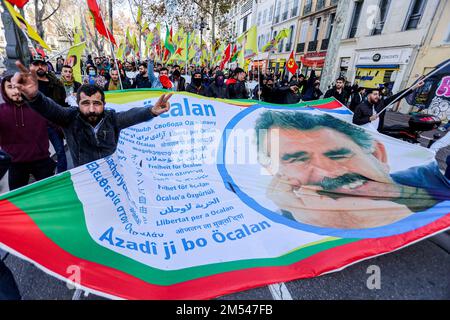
[0, 77, 50, 163]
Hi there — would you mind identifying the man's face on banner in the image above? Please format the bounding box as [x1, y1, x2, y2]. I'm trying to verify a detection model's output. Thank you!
[258, 115, 424, 229]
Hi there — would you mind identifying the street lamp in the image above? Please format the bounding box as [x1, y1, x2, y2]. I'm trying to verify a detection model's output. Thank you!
[198, 17, 209, 51]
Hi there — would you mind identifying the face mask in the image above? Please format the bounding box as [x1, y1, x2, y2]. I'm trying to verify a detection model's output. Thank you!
[216, 77, 224, 86]
[89, 70, 96, 76]
[193, 77, 202, 87]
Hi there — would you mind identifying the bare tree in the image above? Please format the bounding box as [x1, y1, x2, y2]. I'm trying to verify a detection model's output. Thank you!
[33, 0, 62, 38]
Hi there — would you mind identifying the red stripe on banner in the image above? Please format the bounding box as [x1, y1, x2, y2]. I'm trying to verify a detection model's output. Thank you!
[1, 199, 448, 299]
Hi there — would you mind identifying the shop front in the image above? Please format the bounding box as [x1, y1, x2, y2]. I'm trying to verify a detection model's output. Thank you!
[354, 48, 414, 91]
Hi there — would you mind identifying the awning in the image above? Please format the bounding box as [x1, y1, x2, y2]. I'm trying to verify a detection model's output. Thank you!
[356, 64, 400, 69]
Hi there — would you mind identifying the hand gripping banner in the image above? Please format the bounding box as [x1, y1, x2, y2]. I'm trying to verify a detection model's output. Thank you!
[0, 90, 449, 299]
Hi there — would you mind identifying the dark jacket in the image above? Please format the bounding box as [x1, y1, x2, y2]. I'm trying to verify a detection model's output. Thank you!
[324, 87, 348, 105]
[27, 92, 156, 167]
[274, 86, 301, 104]
[186, 83, 209, 96]
[38, 72, 66, 106]
[226, 80, 249, 99]
[0, 78, 50, 163]
[353, 88, 409, 131]
[349, 92, 363, 112]
[207, 82, 227, 99]
[169, 75, 186, 91]
[133, 73, 153, 88]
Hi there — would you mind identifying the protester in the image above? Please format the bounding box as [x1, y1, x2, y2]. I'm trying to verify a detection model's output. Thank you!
[206, 70, 227, 99]
[170, 69, 186, 91]
[12, 61, 173, 168]
[83, 65, 106, 88]
[29, 53, 67, 173]
[60, 65, 82, 98]
[348, 86, 366, 113]
[226, 68, 249, 99]
[324, 77, 348, 105]
[0, 74, 55, 190]
[186, 71, 208, 96]
[353, 81, 425, 131]
[134, 62, 153, 88]
[104, 68, 129, 91]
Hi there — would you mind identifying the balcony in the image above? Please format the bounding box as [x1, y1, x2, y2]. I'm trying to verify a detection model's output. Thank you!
[296, 42, 305, 53]
[321, 38, 329, 50]
[307, 40, 317, 51]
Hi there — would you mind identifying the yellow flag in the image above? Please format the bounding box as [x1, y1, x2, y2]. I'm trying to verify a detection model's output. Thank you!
[65, 42, 86, 83]
[3, 0, 51, 51]
[244, 25, 257, 59]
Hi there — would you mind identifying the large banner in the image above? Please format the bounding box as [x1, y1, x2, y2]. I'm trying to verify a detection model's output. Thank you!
[0, 91, 449, 299]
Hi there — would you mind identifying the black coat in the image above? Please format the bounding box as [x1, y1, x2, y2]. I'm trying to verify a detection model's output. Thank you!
[186, 83, 208, 96]
[353, 88, 408, 131]
[170, 75, 186, 91]
[133, 74, 152, 88]
[27, 92, 155, 167]
[226, 81, 249, 99]
[349, 92, 363, 112]
[324, 87, 348, 105]
[207, 83, 227, 99]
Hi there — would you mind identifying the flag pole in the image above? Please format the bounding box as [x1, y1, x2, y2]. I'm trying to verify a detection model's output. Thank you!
[376, 59, 450, 117]
[97, 0, 123, 90]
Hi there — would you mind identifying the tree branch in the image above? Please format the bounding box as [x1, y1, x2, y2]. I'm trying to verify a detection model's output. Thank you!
[42, 0, 61, 22]
[191, 0, 212, 15]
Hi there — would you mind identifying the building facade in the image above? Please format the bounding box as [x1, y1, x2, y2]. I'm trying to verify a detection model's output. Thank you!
[329, 0, 441, 96]
[294, 0, 338, 76]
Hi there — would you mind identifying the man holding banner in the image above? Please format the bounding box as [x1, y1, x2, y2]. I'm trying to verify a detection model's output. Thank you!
[11, 61, 173, 168]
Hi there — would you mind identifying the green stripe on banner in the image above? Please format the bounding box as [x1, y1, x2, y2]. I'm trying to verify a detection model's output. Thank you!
[1, 172, 359, 285]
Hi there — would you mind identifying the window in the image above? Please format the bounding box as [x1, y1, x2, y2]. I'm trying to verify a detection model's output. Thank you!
[292, 0, 299, 17]
[304, 0, 312, 15]
[313, 17, 321, 42]
[316, 0, 325, 11]
[445, 23, 450, 44]
[263, 9, 267, 24]
[286, 25, 295, 51]
[269, 5, 274, 22]
[348, 0, 363, 38]
[242, 15, 248, 33]
[405, 0, 426, 30]
[258, 12, 262, 26]
[372, 0, 390, 35]
[299, 21, 309, 43]
[275, 2, 281, 23]
[325, 13, 335, 39]
[282, 0, 289, 20]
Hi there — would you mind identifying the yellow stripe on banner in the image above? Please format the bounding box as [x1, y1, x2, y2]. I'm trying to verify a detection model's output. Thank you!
[282, 237, 342, 256]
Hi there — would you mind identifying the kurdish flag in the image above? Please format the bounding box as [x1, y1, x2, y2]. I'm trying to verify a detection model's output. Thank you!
[261, 28, 290, 53]
[1, 91, 449, 300]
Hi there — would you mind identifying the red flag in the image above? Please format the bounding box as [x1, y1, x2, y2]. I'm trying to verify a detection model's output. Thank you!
[6, 0, 29, 8]
[86, 0, 116, 46]
[286, 50, 298, 75]
[219, 44, 231, 70]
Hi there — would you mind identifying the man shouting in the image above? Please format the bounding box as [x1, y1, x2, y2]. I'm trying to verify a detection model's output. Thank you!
[12, 61, 173, 168]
